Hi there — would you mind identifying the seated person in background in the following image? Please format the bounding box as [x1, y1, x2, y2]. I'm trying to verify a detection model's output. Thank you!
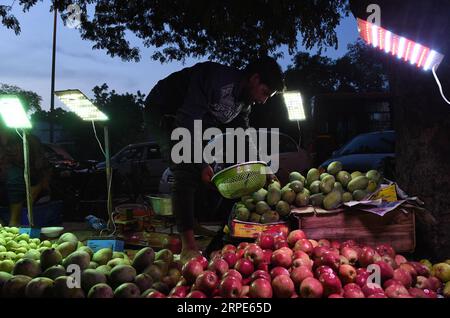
[0, 125, 52, 226]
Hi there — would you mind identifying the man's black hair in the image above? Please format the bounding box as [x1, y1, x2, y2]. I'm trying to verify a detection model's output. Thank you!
[244, 56, 285, 92]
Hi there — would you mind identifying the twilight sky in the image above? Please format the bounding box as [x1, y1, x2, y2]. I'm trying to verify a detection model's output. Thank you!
[0, 2, 359, 111]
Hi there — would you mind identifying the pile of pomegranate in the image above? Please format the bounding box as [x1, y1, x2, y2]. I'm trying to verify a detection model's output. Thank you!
[147, 230, 449, 298]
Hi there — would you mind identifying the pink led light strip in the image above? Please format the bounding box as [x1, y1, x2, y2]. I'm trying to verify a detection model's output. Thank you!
[357, 18, 444, 71]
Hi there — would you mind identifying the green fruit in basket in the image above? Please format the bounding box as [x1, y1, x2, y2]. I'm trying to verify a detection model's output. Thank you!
[306, 168, 320, 186]
[15, 233, 30, 242]
[2, 275, 32, 298]
[255, 201, 270, 215]
[0, 259, 14, 273]
[276, 201, 291, 217]
[13, 258, 41, 278]
[93, 248, 113, 266]
[281, 187, 296, 204]
[266, 188, 281, 206]
[56, 242, 77, 258]
[353, 190, 368, 201]
[78, 246, 94, 258]
[295, 190, 310, 207]
[250, 213, 262, 223]
[366, 180, 378, 193]
[96, 265, 112, 276]
[252, 188, 268, 202]
[132, 247, 155, 273]
[333, 182, 344, 193]
[337, 171, 352, 187]
[81, 269, 107, 294]
[432, 263, 450, 283]
[268, 181, 281, 190]
[0, 271, 13, 294]
[309, 180, 321, 194]
[289, 172, 305, 184]
[235, 202, 246, 210]
[366, 170, 382, 184]
[320, 175, 335, 194]
[88, 261, 99, 269]
[23, 249, 40, 261]
[114, 282, 141, 298]
[347, 176, 369, 192]
[57, 232, 79, 246]
[320, 173, 331, 181]
[444, 282, 450, 298]
[243, 198, 256, 211]
[289, 181, 304, 193]
[310, 193, 325, 207]
[40, 248, 62, 270]
[342, 192, 353, 203]
[42, 265, 66, 280]
[260, 211, 280, 224]
[25, 277, 54, 298]
[63, 251, 90, 271]
[420, 259, 433, 271]
[236, 207, 250, 221]
[40, 240, 52, 248]
[88, 283, 114, 298]
[110, 265, 137, 288]
[350, 171, 364, 179]
[327, 161, 343, 175]
[323, 191, 342, 210]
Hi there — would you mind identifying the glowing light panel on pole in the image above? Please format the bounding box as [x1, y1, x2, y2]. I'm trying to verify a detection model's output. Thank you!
[55, 89, 108, 121]
[357, 18, 444, 71]
[283, 92, 306, 121]
[0, 95, 32, 128]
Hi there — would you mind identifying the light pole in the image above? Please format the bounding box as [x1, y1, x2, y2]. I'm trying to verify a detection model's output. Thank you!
[0, 95, 37, 235]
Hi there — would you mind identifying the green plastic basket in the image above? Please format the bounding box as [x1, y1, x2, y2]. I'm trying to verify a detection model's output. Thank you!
[211, 161, 268, 199]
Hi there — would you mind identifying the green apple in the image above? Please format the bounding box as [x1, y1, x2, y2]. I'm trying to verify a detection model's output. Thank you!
[432, 263, 450, 283]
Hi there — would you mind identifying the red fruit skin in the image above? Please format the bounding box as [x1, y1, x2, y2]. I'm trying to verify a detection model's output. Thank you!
[294, 239, 314, 255]
[257, 262, 269, 272]
[338, 264, 357, 284]
[222, 244, 237, 254]
[219, 276, 243, 298]
[249, 278, 273, 298]
[343, 288, 365, 298]
[244, 244, 265, 265]
[237, 242, 249, 251]
[319, 272, 343, 297]
[361, 283, 384, 297]
[315, 265, 335, 278]
[236, 249, 245, 260]
[271, 250, 293, 268]
[318, 239, 331, 248]
[251, 270, 271, 282]
[393, 268, 413, 288]
[192, 255, 209, 270]
[146, 291, 166, 298]
[290, 266, 314, 287]
[222, 269, 243, 282]
[272, 275, 295, 298]
[195, 271, 219, 295]
[270, 266, 290, 279]
[368, 293, 387, 298]
[256, 233, 275, 250]
[343, 283, 362, 293]
[384, 284, 410, 298]
[263, 250, 273, 264]
[182, 259, 204, 284]
[374, 261, 394, 282]
[287, 230, 307, 247]
[186, 291, 207, 298]
[222, 252, 238, 268]
[426, 277, 442, 292]
[383, 279, 404, 290]
[299, 277, 324, 298]
[234, 259, 255, 277]
[208, 258, 229, 278]
[169, 286, 191, 298]
[329, 294, 344, 298]
[355, 271, 370, 288]
[375, 244, 396, 258]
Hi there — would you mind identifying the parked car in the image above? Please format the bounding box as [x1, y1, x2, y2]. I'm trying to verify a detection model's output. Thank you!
[88, 142, 168, 199]
[320, 130, 396, 180]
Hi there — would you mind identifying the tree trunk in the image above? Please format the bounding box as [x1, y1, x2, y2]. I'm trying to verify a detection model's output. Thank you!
[350, 0, 450, 260]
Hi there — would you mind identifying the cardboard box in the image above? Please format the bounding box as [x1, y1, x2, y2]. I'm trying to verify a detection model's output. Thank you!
[296, 207, 416, 253]
[230, 219, 289, 239]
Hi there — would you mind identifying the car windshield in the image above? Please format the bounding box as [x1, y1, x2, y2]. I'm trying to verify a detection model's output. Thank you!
[337, 132, 395, 156]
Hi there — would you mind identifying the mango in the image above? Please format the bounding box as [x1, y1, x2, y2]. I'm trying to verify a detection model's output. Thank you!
[132, 247, 157, 273]
[88, 283, 114, 298]
[266, 188, 281, 206]
[323, 191, 342, 210]
[306, 168, 320, 186]
[92, 248, 113, 266]
[255, 201, 270, 215]
[289, 181, 304, 193]
[289, 172, 305, 184]
[275, 201, 291, 217]
[252, 188, 268, 202]
[281, 187, 296, 204]
[347, 176, 369, 192]
[327, 161, 343, 175]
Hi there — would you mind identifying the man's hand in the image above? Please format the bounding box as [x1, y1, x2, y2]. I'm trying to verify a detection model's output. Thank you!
[201, 165, 214, 184]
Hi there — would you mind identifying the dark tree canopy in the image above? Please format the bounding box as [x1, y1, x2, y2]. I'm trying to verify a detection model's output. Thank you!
[1, 0, 349, 66]
[0, 83, 42, 112]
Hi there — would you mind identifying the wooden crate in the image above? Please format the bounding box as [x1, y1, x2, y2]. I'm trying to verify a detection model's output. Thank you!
[297, 208, 416, 253]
